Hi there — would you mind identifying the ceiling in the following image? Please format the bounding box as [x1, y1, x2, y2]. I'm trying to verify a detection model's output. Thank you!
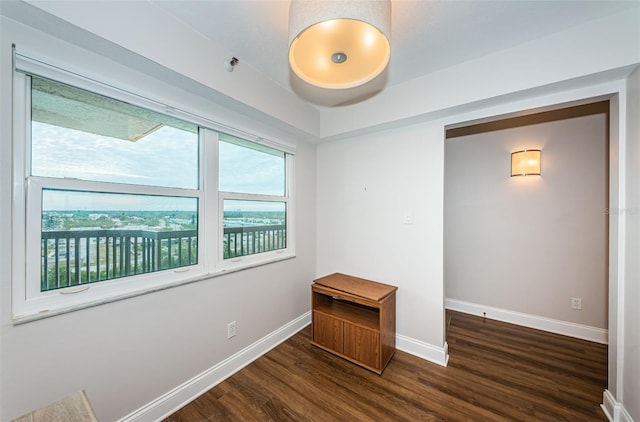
[151, 0, 638, 106]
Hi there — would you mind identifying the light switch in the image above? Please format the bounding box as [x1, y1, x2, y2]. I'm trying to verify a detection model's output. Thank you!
[403, 209, 414, 224]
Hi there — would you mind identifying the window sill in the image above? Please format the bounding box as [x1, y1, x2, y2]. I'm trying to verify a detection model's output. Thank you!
[12, 252, 296, 325]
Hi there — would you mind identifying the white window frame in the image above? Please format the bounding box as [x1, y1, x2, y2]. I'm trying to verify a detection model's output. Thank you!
[11, 56, 295, 323]
[217, 149, 296, 272]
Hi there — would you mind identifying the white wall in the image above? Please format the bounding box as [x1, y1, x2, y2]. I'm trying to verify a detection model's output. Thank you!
[316, 122, 446, 352]
[17, 0, 321, 139]
[445, 114, 609, 329]
[10, 1, 640, 140]
[320, 8, 640, 138]
[1, 1, 638, 420]
[0, 16, 316, 422]
[315, 76, 636, 417]
[623, 66, 640, 421]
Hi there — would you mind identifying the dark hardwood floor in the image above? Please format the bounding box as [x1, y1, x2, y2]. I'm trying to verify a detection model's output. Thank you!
[165, 311, 607, 421]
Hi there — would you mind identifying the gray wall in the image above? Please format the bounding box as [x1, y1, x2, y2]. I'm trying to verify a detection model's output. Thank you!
[0, 16, 316, 422]
[1, 3, 638, 420]
[316, 122, 446, 350]
[445, 114, 608, 329]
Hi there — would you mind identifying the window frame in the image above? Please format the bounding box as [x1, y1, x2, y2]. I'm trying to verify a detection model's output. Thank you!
[217, 172, 295, 271]
[217, 132, 294, 270]
[11, 56, 295, 323]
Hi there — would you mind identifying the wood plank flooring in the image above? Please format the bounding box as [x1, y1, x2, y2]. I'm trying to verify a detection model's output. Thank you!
[165, 311, 607, 421]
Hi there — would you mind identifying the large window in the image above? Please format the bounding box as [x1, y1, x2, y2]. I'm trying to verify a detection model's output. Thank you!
[30, 76, 200, 294]
[13, 62, 294, 321]
[40, 190, 199, 291]
[219, 134, 290, 264]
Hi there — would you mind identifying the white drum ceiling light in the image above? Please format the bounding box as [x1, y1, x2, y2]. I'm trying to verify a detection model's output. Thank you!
[288, 0, 391, 90]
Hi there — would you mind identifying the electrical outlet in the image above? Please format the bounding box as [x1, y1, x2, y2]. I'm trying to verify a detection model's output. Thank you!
[227, 321, 237, 339]
[571, 297, 582, 310]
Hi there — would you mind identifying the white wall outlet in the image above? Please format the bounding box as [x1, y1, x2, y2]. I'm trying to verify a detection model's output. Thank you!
[227, 321, 237, 338]
[571, 297, 582, 310]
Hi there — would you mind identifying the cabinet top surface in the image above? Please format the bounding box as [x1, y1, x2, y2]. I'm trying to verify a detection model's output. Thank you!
[313, 273, 397, 301]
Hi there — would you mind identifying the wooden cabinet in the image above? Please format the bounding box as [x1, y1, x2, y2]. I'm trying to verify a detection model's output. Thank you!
[311, 273, 397, 374]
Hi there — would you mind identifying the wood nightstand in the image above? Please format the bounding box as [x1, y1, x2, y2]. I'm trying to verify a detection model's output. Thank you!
[311, 273, 397, 374]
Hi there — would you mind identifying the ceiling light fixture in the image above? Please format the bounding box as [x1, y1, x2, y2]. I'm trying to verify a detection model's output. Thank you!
[288, 0, 391, 89]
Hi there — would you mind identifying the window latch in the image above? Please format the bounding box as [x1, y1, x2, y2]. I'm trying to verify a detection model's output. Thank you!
[60, 285, 90, 294]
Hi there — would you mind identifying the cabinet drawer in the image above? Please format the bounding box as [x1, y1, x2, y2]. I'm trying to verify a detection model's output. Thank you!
[343, 323, 380, 369]
[313, 312, 343, 352]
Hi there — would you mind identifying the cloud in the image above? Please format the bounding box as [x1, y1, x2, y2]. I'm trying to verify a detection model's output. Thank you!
[33, 122, 286, 211]
[219, 141, 285, 195]
[32, 122, 198, 189]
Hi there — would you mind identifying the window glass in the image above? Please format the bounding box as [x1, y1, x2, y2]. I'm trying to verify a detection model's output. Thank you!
[31, 76, 199, 189]
[41, 189, 198, 292]
[219, 133, 285, 196]
[223, 199, 286, 259]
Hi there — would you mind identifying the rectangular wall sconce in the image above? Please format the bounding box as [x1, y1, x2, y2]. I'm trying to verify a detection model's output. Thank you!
[511, 149, 541, 176]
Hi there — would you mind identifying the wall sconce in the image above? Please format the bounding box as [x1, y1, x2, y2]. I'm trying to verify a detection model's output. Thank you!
[511, 149, 541, 176]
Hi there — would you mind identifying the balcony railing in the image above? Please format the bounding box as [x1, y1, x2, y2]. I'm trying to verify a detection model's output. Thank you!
[223, 224, 286, 259]
[41, 224, 286, 291]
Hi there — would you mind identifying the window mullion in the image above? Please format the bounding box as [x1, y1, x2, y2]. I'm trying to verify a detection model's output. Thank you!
[219, 191, 289, 203]
[12, 72, 31, 319]
[285, 154, 295, 253]
[27, 176, 201, 199]
[203, 128, 219, 273]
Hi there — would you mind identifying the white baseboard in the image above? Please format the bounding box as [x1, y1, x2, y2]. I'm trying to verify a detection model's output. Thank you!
[602, 389, 635, 422]
[396, 334, 449, 367]
[603, 388, 617, 421]
[445, 298, 608, 344]
[119, 311, 312, 422]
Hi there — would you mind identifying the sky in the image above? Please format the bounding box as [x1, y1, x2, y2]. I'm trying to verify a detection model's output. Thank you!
[32, 122, 198, 190]
[34, 122, 286, 212]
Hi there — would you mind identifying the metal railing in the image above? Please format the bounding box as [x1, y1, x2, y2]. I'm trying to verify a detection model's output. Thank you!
[41, 225, 286, 291]
[223, 224, 286, 259]
[41, 229, 197, 291]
